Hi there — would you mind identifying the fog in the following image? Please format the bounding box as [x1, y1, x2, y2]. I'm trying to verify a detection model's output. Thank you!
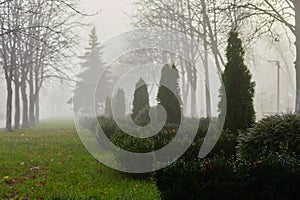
[0, 0, 297, 128]
[0, 0, 133, 124]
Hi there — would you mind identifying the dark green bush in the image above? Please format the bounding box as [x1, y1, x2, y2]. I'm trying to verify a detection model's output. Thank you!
[134, 106, 151, 126]
[111, 130, 158, 153]
[154, 154, 300, 200]
[132, 78, 150, 122]
[82, 116, 236, 162]
[97, 117, 118, 138]
[207, 131, 237, 159]
[157, 64, 182, 125]
[109, 119, 237, 180]
[110, 117, 237, 163]
[237, 114, 300, 161]
[110, 129, 175, 178]
[78, 117, 119, 139]
[219, 31, 256, 133]
[110, 118, 206, 161]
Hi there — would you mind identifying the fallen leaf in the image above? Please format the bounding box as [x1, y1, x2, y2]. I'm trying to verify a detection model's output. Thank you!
[30, 166, 39, 172]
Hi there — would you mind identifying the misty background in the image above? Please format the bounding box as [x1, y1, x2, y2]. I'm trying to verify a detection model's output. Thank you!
[0, 0, 296, 128]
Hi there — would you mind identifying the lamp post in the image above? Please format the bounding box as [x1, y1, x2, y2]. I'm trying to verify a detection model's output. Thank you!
[267, 60, 281, 113]
[287, 93, 293, 113]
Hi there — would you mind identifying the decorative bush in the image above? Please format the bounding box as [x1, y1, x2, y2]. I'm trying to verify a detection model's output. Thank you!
[110, 118, 207, 160]
[110, 117, 237, 158]
[180, 131, 237, 161]
[111, 130, 158, 153]
[104, 97, 112, 118]
[157, 64, 182, 125]
[112, 88, 126, 118]
[97, 117, 118, 139]
[154, 154, 300, 200]
[206, 131, 237, 159]
[237, 114, 300, 161]
[219, 31, 256, 133]
[134, 106, 151, 126]
[132, 78, 150, 122]
[83, 116, 237, 162]
[110, 120, 237, 179]
[110, 129, 174, 178]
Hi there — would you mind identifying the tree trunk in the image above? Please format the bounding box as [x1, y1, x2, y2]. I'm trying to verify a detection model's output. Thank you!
[35, 94, 39, 124]
[203, 12, 212, 118]
[295, 1, 300, 113]
[29, 70, 35, 126]
[21, 80, 29, 128]
[204, 51, 212, 118]
[180, 59, 188, 116]
[34, 62, 40, 124]
[14, 83, 20, 130]
[201, 0, 222, 73]
[191, 66, 197, 118]
[6, 80, 13, 132]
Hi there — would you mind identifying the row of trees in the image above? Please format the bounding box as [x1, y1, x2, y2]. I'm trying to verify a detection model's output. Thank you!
[77, 27, 255, 132]
[131, 0, 247, 118]
[132, 0, 300, 114]
[101, 64, 182, 126]
[0, 0, 82, 131]
[103, 29, 256, 133]
[128, 31, 256, 132]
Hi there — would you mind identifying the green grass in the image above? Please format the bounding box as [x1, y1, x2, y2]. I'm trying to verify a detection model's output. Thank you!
[0, 119, 160, 199]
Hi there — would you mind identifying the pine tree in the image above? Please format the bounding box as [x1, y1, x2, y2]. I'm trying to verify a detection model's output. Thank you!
[72, 27, 113, 114]
[132, 78, 150, 120]
[112, 88, 126, 118]
[104, 97, 112, 118]
[157, 64, 182, 125]
[219, 31, 256, 133]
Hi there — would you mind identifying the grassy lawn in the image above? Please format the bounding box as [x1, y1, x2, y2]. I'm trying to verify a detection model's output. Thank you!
[0, 119, 159, 199]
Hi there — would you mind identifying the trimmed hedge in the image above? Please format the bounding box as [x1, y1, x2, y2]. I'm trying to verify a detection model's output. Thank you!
[237, 114, 300, 161]
[97, 116, 119, 139]
[110, 118, 237, 162]
[154, 154, 300, 200]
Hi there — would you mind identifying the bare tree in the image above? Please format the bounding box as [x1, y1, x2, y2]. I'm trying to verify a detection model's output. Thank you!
[0, 0, 84, 131]
[0, 0, 15, 131]
[224, 0, 300, 113]
[131, 0, 243, 117]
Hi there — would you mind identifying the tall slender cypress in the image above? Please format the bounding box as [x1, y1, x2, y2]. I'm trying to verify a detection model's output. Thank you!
[219, 31, 256, 132]
[157, 64, 182, 125]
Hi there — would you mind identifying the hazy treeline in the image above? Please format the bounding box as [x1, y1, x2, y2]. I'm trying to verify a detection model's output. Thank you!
[131, 0, 300, 115]
[0, 0, 81, 131]
[1, 0, 300, 132]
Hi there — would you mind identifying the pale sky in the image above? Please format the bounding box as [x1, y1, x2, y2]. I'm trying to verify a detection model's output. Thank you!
[80, 0, 133, 41]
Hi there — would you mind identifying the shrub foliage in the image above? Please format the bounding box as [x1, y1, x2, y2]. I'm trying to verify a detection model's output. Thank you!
[155, 154, 300, 200]
[157, 64, 182, 125]
[237, 114, 300, 161]
[132, 78, 150, 125]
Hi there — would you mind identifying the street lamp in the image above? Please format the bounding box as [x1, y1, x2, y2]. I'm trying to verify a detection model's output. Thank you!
[267, 60, 281, 113]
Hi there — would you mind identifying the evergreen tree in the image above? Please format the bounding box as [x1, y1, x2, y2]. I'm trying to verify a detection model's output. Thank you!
[157, 64, 182, 125]
[104, 97, 112, 118]
[112, 88, 126, 118]
[219, 31, 256, 133]
[132, 78, 150, 120]
[73, 28, 112, 114]
[72, 27, 113, 114]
